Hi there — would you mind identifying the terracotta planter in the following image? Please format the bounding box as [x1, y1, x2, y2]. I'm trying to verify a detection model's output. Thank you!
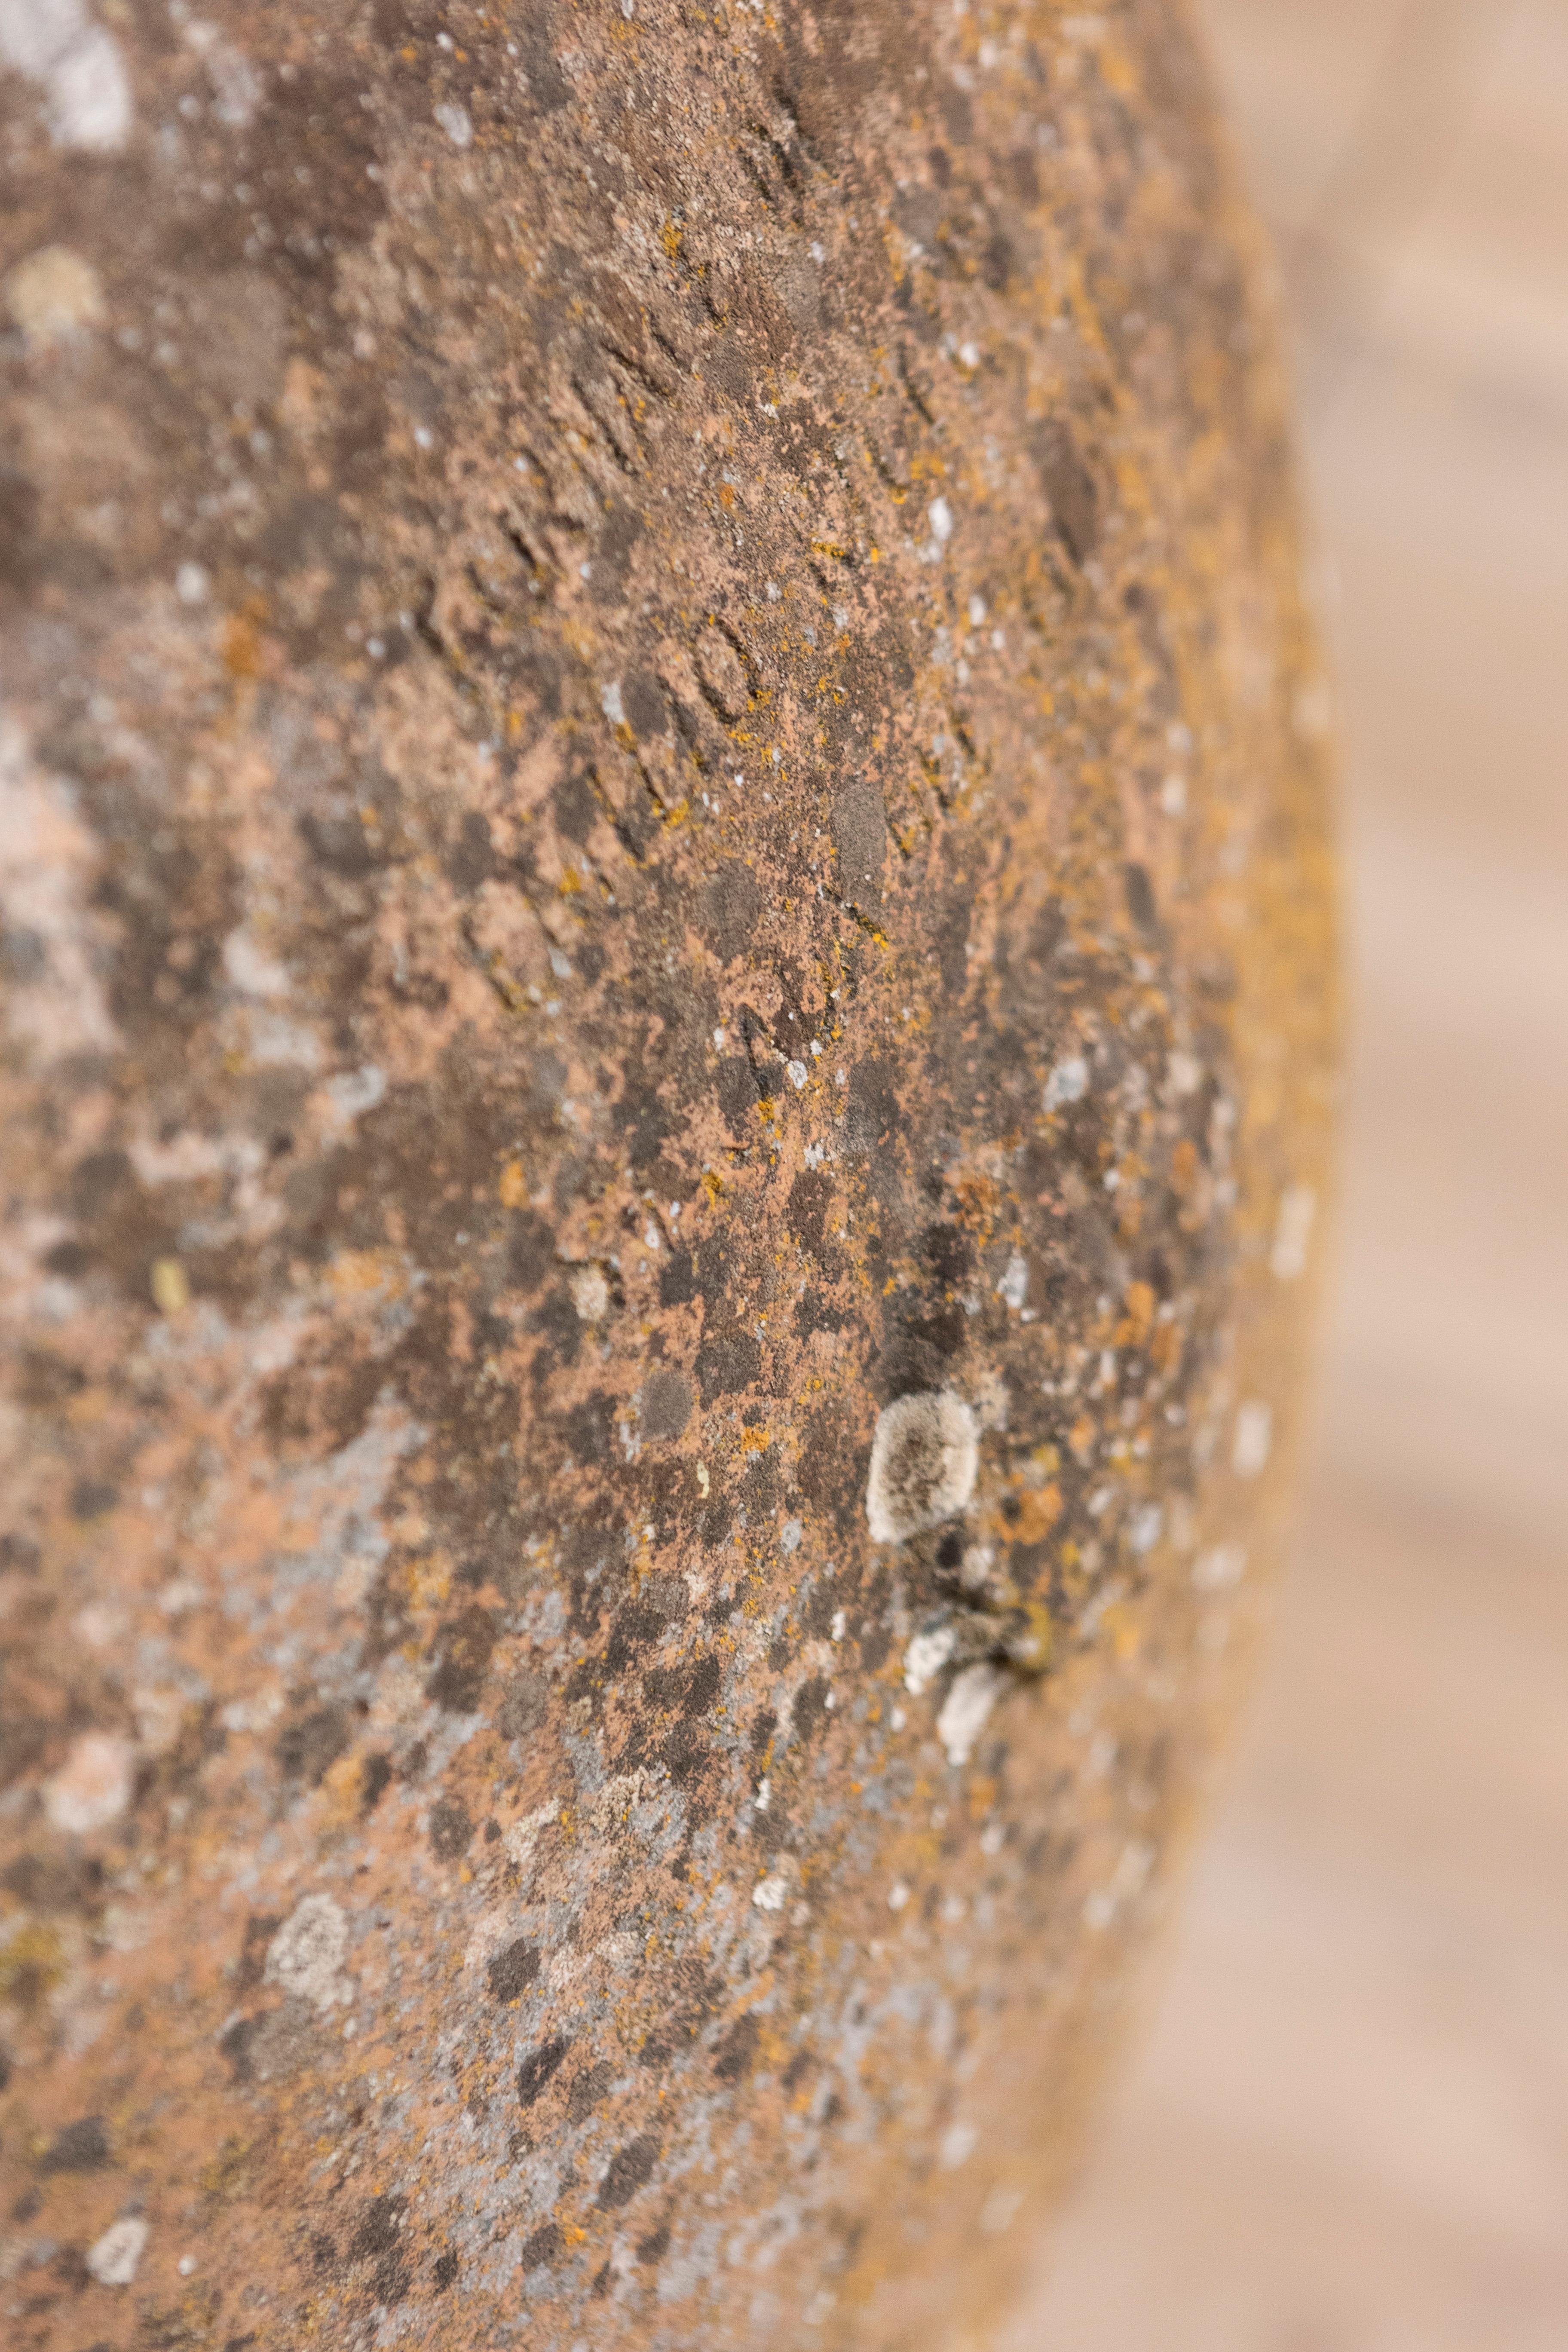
[0, 3, 1334, 2345]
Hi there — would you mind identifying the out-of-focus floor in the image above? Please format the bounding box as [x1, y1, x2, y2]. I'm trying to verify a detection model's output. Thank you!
[1008, 3, 1568, 2345]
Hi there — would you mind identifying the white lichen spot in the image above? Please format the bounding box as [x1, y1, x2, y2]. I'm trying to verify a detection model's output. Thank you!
[264, 1893, 348, 2012]
[434, 98, 473, 147]
[928, 496, 954, 543]
[1193, 1542, 1246, 1592]
[937, 1661, 1006, 1766]
[1128, 1502, 1163, 1554]
[903, 1622, 957, 1696]
[779, 1518, 803, 1554]
[44, 1731, 133, 1834]
[4, 244, 104, 348]
[751, 1873, 788, 1912]
[830, 1607, 846, 1643]
[600, 678, 626, 728]
[1083, 1886, 1115, 1931]
[866, 1391, 978, 1543]
[0, 0, 134, 152]
[570, 1264, 610, 1324]
[175, 560, 210, 605]
[181, 17, 259, 127]
[501, 1800, 560, 1883]
[938, 2120, 978, 2170]
[1232, 1400, 1273, 1478]
[1271, 1184, 1317, 1280]
[324, 1064, 386, 1122]
[996, 1250, 1028, 1312]
[1166, 1048, 1204, 1097]
[1043, 1054, 1089, 1111]
[1090, 1843, 1155, 1927]
[222, 925, 291, 1000]
[980, 2184, 1023, 2235]
[887, 1880, 910, 1911]
[0, 722, 121, 1062]
[86, 2216, 148, 2288]
[787, 1058, 808, 1090]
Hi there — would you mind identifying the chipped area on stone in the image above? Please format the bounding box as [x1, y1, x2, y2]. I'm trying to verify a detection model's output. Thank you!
[0, 3, 1335, 2345]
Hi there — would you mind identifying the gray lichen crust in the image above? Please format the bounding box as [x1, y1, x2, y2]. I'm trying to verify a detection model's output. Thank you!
[0, 3, 1335, 2349]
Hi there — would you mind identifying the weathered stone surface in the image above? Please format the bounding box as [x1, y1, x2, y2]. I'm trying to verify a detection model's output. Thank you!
[0, 3, 1334, 2346]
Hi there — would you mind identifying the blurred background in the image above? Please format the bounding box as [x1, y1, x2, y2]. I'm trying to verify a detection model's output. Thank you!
[1009, 3, 1568, 2345]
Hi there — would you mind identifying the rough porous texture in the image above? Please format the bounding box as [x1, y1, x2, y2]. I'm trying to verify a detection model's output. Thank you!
[0, 3, 1335, 2346]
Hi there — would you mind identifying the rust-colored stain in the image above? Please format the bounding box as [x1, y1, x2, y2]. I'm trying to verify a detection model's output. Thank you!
[0, 2, 1334, 2347]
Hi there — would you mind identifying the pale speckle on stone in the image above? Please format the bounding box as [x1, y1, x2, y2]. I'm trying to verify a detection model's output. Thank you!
[325, 1064, 386, 1121]
[959, 1541, 995, 1593]
[0, 0, 133, 151]
[4, 244, 105, 348]
[997, 1250, 1028, 1311]
[86, 2214, 149, 2287]
[1044, 1054, 1089, 1111]
[980, 2184, 1023, 2234]
[1193, 1541, 1246, 1592]
[1271, 1182, 1317, 1280]
[0, 722, 122, 1062]
[44, 1730, 134, 1834]
[265, 1893, 349, 2011]
[928, 495, 954, 543]
[1232, 1400, 1273, 1478]
[175, 560, 210, 604]
[182, 18, 260, 127]
[222, 925, 291, 1000]
[938, 2120, 977, 2169]
[751, 1873, 788, 1912]
[570, 1264, 610, 1323]
[936, 1661, 1006, 1766]
[435, 99, 473, 148]
[1128, 1501, 1163, 1554]
[866, 1391, 979, 1544]
[903, 1622, 956, 1695]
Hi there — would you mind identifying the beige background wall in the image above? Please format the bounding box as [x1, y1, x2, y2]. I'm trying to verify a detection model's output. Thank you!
[1010, 4, 1568, 2343]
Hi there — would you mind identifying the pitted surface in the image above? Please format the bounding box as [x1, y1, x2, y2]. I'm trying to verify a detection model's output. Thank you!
[0, 3, 1334, 2347]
